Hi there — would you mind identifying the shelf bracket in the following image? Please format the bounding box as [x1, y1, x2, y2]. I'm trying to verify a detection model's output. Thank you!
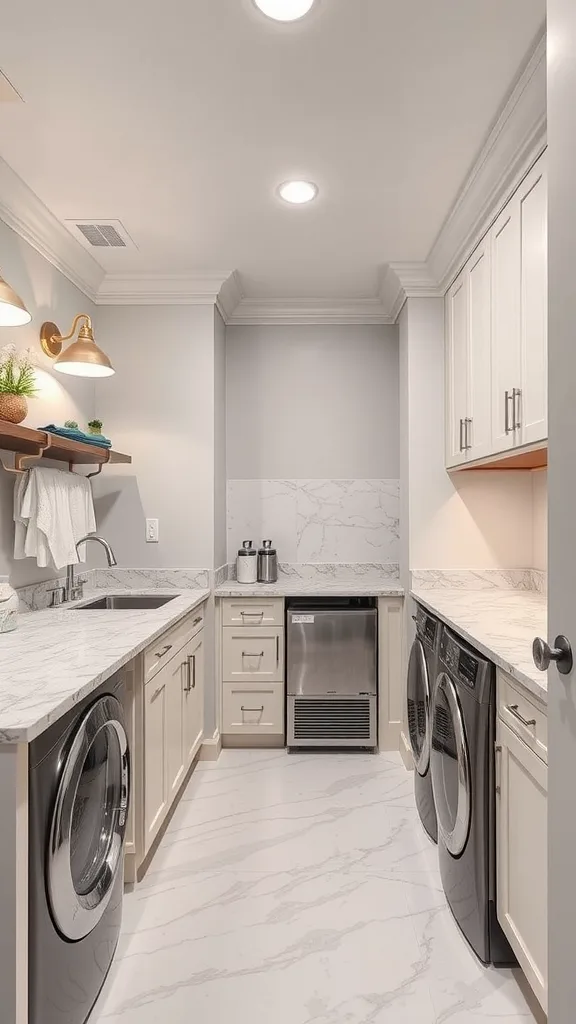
[0, 433, 52, 474]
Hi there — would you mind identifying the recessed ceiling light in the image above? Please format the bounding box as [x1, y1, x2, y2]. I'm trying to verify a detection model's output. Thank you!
[278, 180, 318, 204]
[254, 0, 315, 22]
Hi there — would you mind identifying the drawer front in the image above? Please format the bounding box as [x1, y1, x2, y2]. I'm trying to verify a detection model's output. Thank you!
[222, 627, 284, 683]
[145, 605, 205, 683]
[222, 598, 284, 627]
[223, 683, 284, 735]
[497, 670, 547, 764]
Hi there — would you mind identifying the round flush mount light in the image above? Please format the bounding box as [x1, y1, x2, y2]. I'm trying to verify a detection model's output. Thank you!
[278, 180, 318, 204]
[253, 0, 315, 21]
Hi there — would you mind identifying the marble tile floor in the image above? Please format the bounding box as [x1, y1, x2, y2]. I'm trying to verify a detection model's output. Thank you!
[92, 750, 536, 1024]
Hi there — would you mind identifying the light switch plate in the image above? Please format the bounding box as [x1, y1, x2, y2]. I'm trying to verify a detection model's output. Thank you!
[145, 518, 159, 543]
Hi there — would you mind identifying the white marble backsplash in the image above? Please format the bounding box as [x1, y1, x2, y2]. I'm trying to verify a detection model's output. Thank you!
[92, 568, 211, 590]
[227, 479, 400, 564]
[214, 564, 229, 587]
[16, 571, 96, 612]
[411, 568, 547, 594]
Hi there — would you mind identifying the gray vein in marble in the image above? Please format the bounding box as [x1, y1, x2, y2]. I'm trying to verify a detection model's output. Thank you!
[0, 587, 209, 743]
[411, 569, 545, 593]
[217, 561, 403, 597]
[412, 587, 547, 705]
[93, 567, 210, 589]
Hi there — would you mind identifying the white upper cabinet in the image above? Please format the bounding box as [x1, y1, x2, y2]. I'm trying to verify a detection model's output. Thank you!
[446, 270, 469, 466]
[491, 201, 522, 453]
[445, 150, 547, 468]
[467, 237, 492, 460]
[519, 158, 548, 445]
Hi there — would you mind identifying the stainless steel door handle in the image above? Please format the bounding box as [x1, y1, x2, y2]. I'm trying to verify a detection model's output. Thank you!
[533, 635, 573, 675]
[506, 704, 536, 728]
[183, 658, 191, 693]
[459, 418, 464, 452]
[504, 390, 513, 434]
[513, 387, 522, 430]
[155, 644, 173, 659]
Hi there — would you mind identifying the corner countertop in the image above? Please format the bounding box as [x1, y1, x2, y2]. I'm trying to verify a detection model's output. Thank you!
[215, 576, 404, 598]
[0, 588, 210, 744]
[411, 587, 547, 706]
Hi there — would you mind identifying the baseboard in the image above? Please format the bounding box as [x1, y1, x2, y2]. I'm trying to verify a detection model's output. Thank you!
[222, 734, 285, 749]
[399, 730, 414, 771]
[200, 730, 222, 761]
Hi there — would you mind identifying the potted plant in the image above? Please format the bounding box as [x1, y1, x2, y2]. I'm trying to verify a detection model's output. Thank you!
[87, 419, 103, 436]
[0, 345, 37, 424]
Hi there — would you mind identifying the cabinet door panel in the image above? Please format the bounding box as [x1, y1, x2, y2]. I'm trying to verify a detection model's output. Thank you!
[446, 271, 469, 466]
[467, 239, 492, 459]
[184, 630, 205, 766]
[520, 155, 548, 445]
[223, 628, 284, 683]
[491, 203, 522, 452]
[166, 655, 186, 801]
[497, 719, 547, 1010]
[144, 672, 168, 850]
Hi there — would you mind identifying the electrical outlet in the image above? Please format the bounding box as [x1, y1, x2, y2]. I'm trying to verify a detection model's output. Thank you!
[146, 519, 159, 543]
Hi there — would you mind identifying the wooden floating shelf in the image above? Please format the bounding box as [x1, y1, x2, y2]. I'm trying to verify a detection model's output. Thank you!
[449, 443, 547, 473]
[0, 422, 131, 472]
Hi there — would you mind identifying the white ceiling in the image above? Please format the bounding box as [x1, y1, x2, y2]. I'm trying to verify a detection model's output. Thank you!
[0, 0, 545, 301]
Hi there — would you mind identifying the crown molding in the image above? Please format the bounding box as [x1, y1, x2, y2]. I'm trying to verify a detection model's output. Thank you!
[427, 30, 546, 293]
[95, 272, 236, 305]
[216, 270, 244, 322]
[0, 156, 104, 302]
[226, 296, 394, 326]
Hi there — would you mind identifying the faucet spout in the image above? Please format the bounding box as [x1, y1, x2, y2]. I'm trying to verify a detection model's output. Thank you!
[65, 534, 118, 603]
[76, 534, 118, 567]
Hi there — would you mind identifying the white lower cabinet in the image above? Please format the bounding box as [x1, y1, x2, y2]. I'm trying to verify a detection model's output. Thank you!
[496, 675, 547, 1011]
[222, 682, 284, 735]
[142, 615, 205, 857]
[221, 598, 285, 745]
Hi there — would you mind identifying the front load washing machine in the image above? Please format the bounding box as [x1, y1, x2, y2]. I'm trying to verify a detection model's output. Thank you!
[406, 603, 441, 842]
[28, 673, 130, 1024]
[430, 626, 514, 965]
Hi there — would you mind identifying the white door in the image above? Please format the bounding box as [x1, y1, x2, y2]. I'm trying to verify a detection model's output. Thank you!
[491, 201, 521, 453]
[544, 6, 576, 1019]
[467, 237, 492, 460]
[446, 270, 469, 466]
[519, 153, 548, 446]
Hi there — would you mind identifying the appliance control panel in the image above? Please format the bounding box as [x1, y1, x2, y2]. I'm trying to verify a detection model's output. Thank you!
[440, 633, 479, 690]
[416, 608, 439, 651]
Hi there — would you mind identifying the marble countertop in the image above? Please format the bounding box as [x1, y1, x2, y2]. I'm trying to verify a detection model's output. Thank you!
[215, 575, 404, 598]
[0, 588, 209, 744]
[411, 587, 548, 705]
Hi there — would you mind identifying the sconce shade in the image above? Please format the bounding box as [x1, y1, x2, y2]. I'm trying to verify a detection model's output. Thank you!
[0, 275, 32, 327]
[40, 316, 115, 377]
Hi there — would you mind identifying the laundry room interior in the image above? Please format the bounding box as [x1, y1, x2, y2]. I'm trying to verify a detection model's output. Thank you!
[1, 0, 575, 1022]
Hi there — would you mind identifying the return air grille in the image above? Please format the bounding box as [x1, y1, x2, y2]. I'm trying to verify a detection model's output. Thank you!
[76, 223, 126, 247]
[288, 695, 376, 748]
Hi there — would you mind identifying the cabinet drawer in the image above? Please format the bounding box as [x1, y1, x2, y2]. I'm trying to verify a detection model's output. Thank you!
[222, 598, 284, 627]
[223, 683, 284, 735]
[145, 605, 205, 683]
[497, 670, 547, 764]
[222, 627, 284, 683]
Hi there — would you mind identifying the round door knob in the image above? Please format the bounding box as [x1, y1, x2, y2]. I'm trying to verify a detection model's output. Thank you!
[533, 635, 573, 675]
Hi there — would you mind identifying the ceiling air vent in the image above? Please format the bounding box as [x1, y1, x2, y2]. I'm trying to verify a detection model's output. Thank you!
[65, 219, 137, 251]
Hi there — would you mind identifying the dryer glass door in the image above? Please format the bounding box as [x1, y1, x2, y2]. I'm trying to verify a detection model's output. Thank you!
[407, 638, 431, 775]
[48, 695, 130, 941]
[430, 672, 471, 856]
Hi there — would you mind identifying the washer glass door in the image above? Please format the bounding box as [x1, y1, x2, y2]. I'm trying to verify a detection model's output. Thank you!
[48, 695, 130, 941]
[430, 672, 471, 856]
[407, 638, 431, 776]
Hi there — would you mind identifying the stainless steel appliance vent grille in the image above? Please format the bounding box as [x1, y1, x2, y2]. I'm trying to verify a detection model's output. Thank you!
[288, 695, 376, 748]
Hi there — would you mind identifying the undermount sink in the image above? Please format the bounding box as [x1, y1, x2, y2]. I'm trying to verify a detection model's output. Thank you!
[76, 594, 179, 610]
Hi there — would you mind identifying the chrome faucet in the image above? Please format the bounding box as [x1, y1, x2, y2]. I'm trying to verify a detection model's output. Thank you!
[65, 534, 118, 603]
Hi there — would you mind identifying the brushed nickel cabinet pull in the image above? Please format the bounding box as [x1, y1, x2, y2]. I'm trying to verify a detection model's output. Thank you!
[240, 610, 264, 620]
[513, 388, 522, 430]
[192, 615, 202, 626]
[241, 705, 264, 713]
[155, 644, 173, 659]
[504, 390, 514, 434]
[243, 651, 264, 658]
[495, 744, 502, 795]
[507, 704, 536, 728]
[276, 634, 280, 666]
[459, 418, 464, 452]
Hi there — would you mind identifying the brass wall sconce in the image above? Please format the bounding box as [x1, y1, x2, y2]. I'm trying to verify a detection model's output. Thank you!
[40, 314, 115, 377]
[0, 273, 32, 327]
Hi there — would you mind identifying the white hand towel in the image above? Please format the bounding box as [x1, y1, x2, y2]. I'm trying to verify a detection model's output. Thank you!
[14, 467, 96, 570]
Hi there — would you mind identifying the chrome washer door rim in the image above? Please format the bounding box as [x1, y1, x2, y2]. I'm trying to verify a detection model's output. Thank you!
[431, 672, 471, 857]
[48, 695, 130, 941]
[407, 638, 431, 776]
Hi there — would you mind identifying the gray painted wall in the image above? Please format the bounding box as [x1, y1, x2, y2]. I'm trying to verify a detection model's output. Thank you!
[213, 309, 227, 569]
[0, 219, 96, 587]
[226, 324, 400, 480]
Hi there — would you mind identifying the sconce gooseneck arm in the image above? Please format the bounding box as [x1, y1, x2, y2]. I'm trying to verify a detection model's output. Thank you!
[51, 313, 92, 343]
